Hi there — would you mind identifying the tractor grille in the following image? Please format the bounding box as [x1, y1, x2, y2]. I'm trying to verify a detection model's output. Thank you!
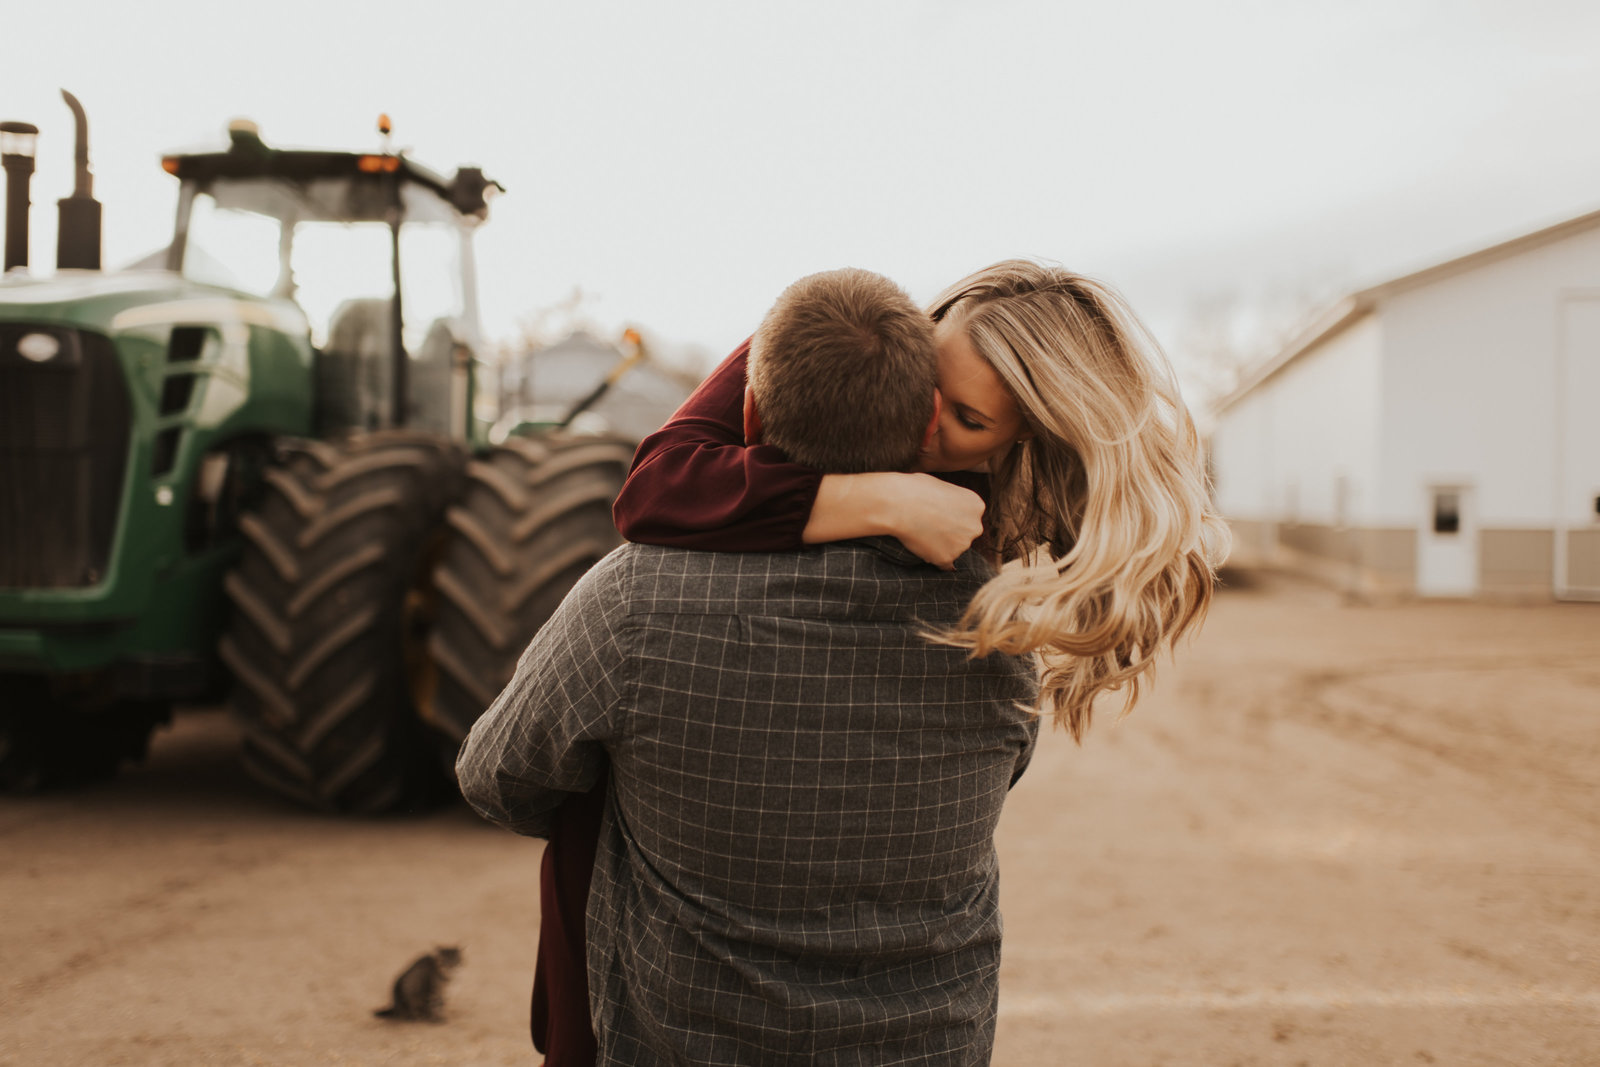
[0, 325, 132, 588]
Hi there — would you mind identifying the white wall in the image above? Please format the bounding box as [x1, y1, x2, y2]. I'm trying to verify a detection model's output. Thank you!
[1209, 385, 1274, 519]
[1210, 313, 1383, 526]
[1557, 297, 1600, 529]
[1375, 225, 1600, 526]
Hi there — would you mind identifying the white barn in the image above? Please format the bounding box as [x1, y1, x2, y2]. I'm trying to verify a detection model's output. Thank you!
[1209, 208, 1600, 600]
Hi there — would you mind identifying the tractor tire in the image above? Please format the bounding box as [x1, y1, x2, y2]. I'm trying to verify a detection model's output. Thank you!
[218, 431, 465, 813]
[423, 434, 633, 748]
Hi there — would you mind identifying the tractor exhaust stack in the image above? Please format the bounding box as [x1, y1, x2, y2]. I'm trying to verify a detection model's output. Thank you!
[1, 120, 39, 272]
[56, 90, 102, 270]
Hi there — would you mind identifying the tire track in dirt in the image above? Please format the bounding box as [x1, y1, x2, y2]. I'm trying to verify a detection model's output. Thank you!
[4, 852, 275, 1012]
[1291, 655, 1600, 829]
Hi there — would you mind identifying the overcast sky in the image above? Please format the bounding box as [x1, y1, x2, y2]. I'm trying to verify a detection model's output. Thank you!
[7, 0, 1600, 395]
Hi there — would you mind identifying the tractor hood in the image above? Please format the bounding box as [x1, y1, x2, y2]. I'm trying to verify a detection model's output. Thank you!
[0, 269, 308, 339]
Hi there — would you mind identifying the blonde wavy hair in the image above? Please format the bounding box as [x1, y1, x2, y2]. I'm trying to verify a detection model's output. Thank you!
[927, 260, 1230, 740]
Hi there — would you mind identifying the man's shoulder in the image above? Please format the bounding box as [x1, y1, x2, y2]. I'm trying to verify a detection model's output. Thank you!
[611, 540, 988, 623]
[615, 539, 932, 582]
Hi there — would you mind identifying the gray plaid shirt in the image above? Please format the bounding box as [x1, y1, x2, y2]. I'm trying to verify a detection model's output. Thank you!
[457, 538, 1039, 1065]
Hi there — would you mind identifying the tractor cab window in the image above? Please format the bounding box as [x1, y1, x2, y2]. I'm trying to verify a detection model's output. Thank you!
[174, 171, 478, 436]
[180, 183, 466, 354]
[292, 220, 459, 353]
[182, 193, 282, 298]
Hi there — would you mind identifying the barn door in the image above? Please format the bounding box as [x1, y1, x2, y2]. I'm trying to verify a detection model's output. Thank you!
[1556, 298, 1600, 600]
[1416, 485, 1477, 597]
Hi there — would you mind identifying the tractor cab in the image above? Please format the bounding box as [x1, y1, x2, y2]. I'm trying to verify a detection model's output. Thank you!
[161, 120, 501, 440]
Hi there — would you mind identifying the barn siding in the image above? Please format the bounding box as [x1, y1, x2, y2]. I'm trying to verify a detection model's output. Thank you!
[1210, 314, 1381, 526]
[1567, 530, 1600, 591]
[1479, 529, 1555, 597]
[1376, 226, 1600, 527]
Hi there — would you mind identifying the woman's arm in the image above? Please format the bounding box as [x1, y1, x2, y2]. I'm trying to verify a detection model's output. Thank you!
[614, 340, 987, 564]
[613, 341, 824, 552]
[802, 472, 985, 570]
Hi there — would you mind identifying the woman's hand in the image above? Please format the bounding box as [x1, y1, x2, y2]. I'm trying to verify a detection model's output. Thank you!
[802, 472, 985, 570]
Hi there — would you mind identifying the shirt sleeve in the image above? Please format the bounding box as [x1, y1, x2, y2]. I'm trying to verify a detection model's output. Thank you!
[455, 552, 633, 838]
[611, 340, 825, 552]
[1010, 715, 1041, 789]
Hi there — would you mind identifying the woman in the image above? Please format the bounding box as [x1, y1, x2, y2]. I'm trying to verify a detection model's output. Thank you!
[617, 258, 1230, 738]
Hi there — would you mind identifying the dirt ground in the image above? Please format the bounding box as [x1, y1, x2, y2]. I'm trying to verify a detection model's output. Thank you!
[2, 571, 1597, 1066]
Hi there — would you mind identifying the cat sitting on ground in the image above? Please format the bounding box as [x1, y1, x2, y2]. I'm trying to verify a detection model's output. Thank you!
[374, 945, 462, 1022]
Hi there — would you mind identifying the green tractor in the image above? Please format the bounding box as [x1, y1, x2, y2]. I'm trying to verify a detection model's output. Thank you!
[0, 95, 636, 810]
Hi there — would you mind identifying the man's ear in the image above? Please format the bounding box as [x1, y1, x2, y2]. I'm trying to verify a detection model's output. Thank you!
[743, 385, 763, 445]
[921, 390, 942, 452]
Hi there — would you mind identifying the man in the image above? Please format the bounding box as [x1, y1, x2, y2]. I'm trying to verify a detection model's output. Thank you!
[458, 268, 1038, 1065]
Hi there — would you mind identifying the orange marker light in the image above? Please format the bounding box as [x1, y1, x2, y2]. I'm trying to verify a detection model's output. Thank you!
[161, 157, 180, 175]
[378, 113, 392, 136]
[357, 154, 401, 173]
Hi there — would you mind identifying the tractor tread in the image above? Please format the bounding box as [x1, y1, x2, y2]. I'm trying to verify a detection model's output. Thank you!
[526, 442, 635, 488]
[219, 637, 297, 728]
[263, 467, 322, 520]
[238, 514, 300, 584]
[317, 734, 388, 802]
[222, 573, 293, 656]
[504, 538, 618, 614]
[466, 460, 531, 512]
[298, 673, 378, 752]
[511, 483, 617, 543]
[433, 567, 511, 649]
[238, 722, 316, 782]
[296, 488, 405, 549]
[316, 447, 434, 492]
[498, 436, 551, 466]
[239, 748, 323, 807]
[444, 506, 515, 577]
[296, 439, 345, 472]
[423, 634, 499, 736]
[222, 432, 462, 813]
[286, 544, 386, 619]
[425, 440, 626, 744]
[286, 606, 379, 692]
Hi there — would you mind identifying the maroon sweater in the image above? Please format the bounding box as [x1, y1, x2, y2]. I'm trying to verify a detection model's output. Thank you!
[613, 339, 825, 549]
[534, 338, 987, 1064]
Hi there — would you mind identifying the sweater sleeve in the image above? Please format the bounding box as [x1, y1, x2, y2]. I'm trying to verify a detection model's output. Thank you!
[612, 339, 825, 552]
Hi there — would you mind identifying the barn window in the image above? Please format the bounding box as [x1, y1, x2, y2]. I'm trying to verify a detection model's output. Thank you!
[1432, 491, 1460, 535]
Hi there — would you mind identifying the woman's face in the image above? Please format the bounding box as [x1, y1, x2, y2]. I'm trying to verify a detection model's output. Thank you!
[918, 314, 1028, 473]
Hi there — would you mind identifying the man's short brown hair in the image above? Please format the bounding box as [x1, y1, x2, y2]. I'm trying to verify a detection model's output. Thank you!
[748, 268, 937, 474]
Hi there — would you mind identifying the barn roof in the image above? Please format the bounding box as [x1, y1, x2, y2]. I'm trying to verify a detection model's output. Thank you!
[1212, 203, 1600, 416]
